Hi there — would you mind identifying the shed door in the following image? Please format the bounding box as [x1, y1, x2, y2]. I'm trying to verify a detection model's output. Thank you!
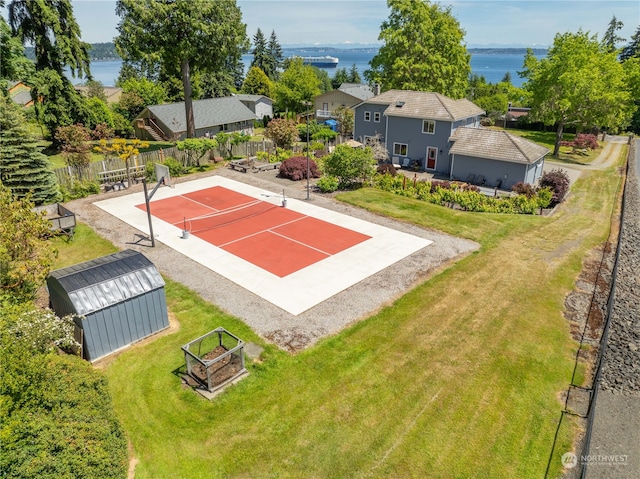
[426, 147, 437, 169]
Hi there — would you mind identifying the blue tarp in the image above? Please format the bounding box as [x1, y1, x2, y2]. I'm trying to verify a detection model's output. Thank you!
[324, 119, 338, 132]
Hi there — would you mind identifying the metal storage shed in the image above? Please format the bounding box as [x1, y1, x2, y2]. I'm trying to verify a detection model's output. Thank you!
[47, 249, 169, 362]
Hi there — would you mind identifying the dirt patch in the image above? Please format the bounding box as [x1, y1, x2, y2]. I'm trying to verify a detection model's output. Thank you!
[188, 346, 243, 389]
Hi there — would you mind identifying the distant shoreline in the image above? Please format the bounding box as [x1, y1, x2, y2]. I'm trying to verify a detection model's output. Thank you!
[26, 42, 547, 62]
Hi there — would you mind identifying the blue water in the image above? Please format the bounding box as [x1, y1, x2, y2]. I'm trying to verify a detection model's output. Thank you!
[76, 49, 544, 88]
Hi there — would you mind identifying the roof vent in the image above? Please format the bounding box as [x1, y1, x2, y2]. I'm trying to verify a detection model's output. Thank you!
[395, 101, 405, 107]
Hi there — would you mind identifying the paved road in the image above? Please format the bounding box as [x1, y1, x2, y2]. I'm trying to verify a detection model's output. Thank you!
[585, 137, 640, 479]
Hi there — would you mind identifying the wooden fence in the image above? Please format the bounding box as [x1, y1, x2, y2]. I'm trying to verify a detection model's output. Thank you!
[51, 139, 309, 187]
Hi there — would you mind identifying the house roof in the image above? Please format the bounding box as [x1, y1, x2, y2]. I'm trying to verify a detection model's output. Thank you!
[233, 94, 272, 103]
[75, 85, 123, 104]
[145, 97, 258, 134]
[363, 90, 485, 121]
[449, 127, 549, 164]
[337, 83, 375, 101]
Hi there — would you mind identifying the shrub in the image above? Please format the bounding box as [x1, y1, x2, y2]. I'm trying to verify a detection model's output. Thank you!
[279, 156, 321, 181]
[60, 179, 100, 200]
[511, 181, 537, 197]
[539, 168, 570, 205]
[560, 133, 599, 152]
[430, 180, 451, 192]
[323, 144, 378, 189]
[377, 164, 398, 176]
[316, 175, 339, 193]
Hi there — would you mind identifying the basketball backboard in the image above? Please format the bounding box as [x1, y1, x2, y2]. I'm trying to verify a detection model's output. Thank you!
[154, 163, 173, 188]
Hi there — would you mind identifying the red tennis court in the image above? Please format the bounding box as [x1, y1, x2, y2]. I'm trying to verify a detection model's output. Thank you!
[136, 186, 371, 277]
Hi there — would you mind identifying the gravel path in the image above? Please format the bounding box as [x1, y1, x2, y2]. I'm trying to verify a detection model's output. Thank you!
[65, 166, 478, 351]
[585, 138, 640, 479]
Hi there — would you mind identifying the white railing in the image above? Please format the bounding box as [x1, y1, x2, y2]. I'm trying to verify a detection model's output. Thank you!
[316, 109, 335, 118]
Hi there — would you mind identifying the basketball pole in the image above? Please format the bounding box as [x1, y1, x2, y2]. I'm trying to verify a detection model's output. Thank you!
[142, 175, 167, 247]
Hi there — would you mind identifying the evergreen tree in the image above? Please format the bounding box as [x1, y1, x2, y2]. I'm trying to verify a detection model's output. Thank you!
[620, 25, 640, 61]
[348, 63, 362, 83]
[251, 28, 269, 74]
[0, 14, 34, 82]
[265, 30, 283, 80]
[0, 93, 60, 205]
[602, 15, 625, 53]
[332, 68, 350, 89]
[8, 0, 92, 137]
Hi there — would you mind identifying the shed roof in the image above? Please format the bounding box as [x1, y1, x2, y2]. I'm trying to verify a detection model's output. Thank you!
[49, 249, 164, 315]
[362, 90, 485, 121]
[145, 97, 258, 134]
[449, 127, 549, 164]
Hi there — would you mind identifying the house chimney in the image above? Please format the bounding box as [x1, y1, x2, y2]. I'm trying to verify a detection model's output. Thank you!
[374, 83, 381, 96]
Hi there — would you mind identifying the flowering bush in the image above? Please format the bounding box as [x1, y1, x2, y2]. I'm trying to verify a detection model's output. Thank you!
[9, 308, 80, 354]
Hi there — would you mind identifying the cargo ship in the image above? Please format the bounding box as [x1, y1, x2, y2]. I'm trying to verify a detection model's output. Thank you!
[291, 55, 339, 68]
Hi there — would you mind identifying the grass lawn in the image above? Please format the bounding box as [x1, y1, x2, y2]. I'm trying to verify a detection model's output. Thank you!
[498, 128, 603, 165]
[52, 151, 623, 478]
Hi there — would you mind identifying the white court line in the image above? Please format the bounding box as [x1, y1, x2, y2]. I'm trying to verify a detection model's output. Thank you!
[94, 176, 433, 316]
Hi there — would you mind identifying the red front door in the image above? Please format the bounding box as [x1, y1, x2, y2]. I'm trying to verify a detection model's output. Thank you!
[426, 147, 437, 169]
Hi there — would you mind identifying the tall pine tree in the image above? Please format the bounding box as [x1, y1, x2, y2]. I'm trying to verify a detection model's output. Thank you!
[266, 30, 283, 80]
[250, 28, 269, 74]
[0, 93, 61, 205]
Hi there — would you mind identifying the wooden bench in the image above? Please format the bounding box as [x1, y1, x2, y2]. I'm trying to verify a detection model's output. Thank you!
[254, 161, 281, 172]
[98, 165, 147, 190]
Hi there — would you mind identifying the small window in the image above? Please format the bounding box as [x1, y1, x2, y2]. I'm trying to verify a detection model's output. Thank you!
[422, 120, 435, 134]
[374, 112, 381, 122]
[364, 111, 371, 122]
[393, 143, 408, 156]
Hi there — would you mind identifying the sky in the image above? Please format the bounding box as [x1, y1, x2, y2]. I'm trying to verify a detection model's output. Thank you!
[4, 0, 640, 48]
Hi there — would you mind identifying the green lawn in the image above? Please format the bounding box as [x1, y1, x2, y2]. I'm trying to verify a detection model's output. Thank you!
[52, 151, 623, 478]
[498, 128, 603, 165]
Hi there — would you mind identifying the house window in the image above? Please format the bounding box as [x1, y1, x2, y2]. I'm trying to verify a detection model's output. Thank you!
[422, 120, 435, 134]
[222, 124, 229, 132]
[374, 112, 381, 122]
[364, 111, 371, 122]
[393, 143, 408, 156]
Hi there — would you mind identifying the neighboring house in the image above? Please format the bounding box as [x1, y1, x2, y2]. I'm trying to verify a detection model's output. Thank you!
[233, 94, 273, 120]
[7, 80, 33, 107]
[133, 97, 258, 141]
[314, 83, 375, 121]
[75, 85, 123, 104]
[353, 89, 548, 188]
[449, 127, 548, 190]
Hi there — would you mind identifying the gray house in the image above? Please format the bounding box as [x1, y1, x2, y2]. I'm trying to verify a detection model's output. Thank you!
[354, 90, 484, 173]
[233, 94, 273, 120]
[449, 127, 548, 190]
[47, 250, 169, 362]
[134, 96, 258, 141]
[353, 89, 548, 188]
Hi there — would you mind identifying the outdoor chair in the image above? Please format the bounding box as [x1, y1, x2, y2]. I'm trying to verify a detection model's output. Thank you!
[475, 175, 486, 186]
[466, 173, 476, 184]
[494, 178, 502, 189]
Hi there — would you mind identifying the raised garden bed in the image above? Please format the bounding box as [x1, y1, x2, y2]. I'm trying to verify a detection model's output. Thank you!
[181, 327, 247, 393]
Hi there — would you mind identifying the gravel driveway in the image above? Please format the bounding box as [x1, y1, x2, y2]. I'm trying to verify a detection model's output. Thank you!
[66, 167, 479, 351]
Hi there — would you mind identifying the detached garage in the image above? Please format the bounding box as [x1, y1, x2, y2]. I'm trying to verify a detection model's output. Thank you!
[47, 249, 169, 362]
